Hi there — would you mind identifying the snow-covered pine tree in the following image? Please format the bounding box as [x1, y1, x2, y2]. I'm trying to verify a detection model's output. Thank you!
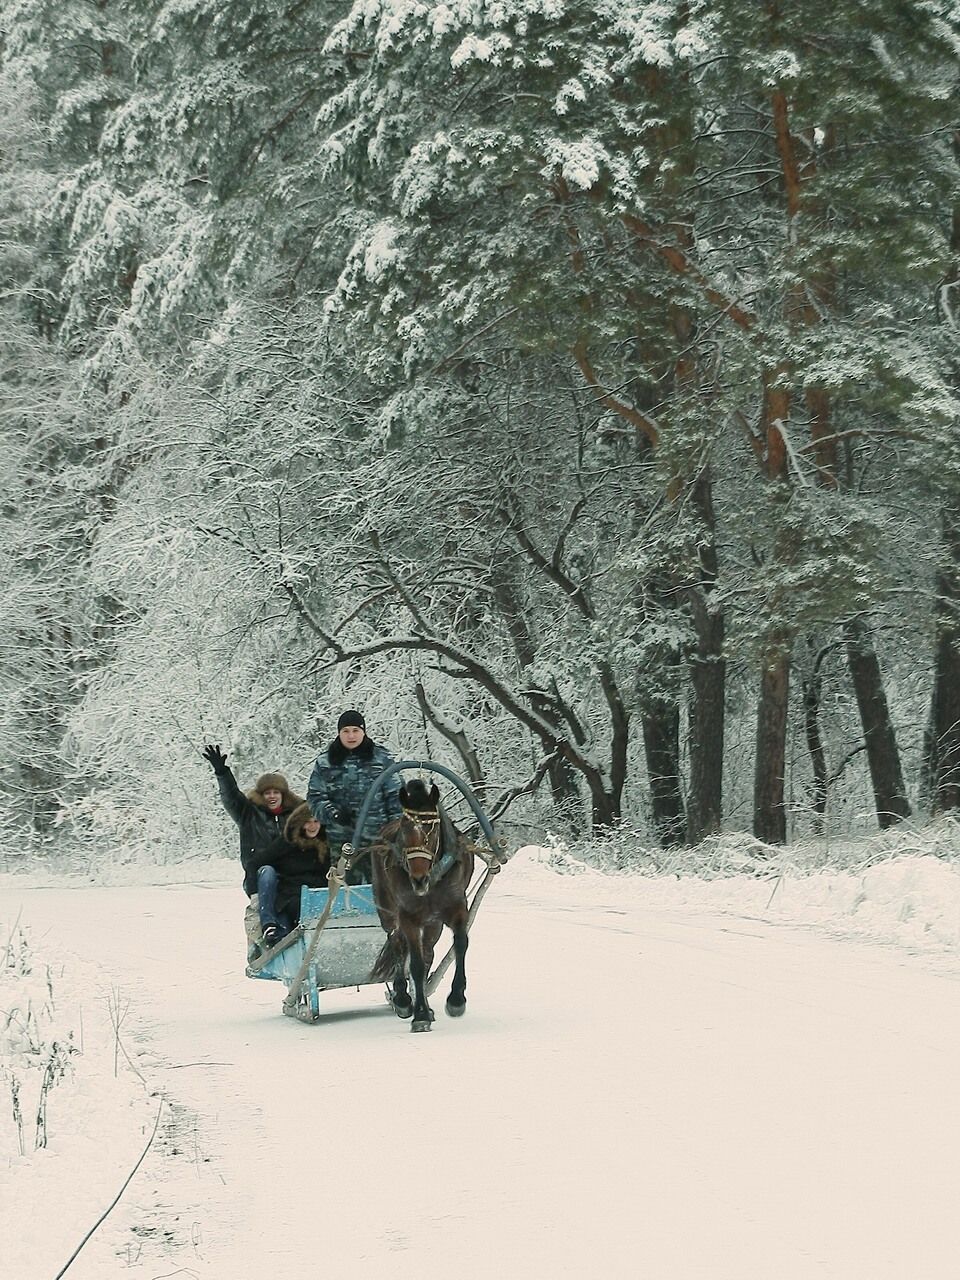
[313, 0, 744, 836]
[681, 0, 959, 838]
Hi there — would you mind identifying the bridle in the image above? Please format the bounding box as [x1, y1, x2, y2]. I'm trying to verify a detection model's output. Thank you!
[395, 806, 442, 870]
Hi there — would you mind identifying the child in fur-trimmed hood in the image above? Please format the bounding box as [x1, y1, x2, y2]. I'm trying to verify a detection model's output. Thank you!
[244, 803, 332, 948]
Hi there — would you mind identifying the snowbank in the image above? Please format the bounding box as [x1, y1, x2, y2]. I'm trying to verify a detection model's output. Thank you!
[511, 819, 960, 967]
[0, 852, 236, 890]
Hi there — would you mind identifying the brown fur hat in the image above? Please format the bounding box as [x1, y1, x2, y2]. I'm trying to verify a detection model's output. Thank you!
[284, 803, 328, 854]
[255, 771, 289, 794]
[247, 774, 303, 812]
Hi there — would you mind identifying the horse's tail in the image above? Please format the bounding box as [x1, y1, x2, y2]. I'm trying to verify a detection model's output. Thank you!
[371, 931, 406, 982]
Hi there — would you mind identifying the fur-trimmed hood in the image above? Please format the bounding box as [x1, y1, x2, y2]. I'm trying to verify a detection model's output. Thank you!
[284, 802, 328, 855]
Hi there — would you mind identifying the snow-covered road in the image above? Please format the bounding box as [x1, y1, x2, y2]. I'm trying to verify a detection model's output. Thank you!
[7, 860, 960, 1279]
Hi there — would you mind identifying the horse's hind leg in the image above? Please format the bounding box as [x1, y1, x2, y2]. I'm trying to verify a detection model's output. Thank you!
[445, 923, 469, 1018]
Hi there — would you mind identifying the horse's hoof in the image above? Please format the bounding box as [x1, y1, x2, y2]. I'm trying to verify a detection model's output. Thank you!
[445, 999, 466, 1018]
[393, 1000, 414, 1019]
[411, 1019, 433, 1033]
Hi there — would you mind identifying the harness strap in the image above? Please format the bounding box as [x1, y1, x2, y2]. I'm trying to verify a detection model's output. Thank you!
[429, 848, 461, 886]
[463, 838, 506, 869]
[401, 807, 442, 824]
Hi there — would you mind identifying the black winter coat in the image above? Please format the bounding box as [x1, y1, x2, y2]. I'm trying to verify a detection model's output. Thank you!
[214, 768, 304, 896]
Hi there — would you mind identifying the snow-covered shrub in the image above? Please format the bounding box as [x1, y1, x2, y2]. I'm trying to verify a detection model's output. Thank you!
[547, 824, 779, 878]
[52, 792, 164, 871]
[1, 925, 77, 1155]
[548, 814, 960, 882]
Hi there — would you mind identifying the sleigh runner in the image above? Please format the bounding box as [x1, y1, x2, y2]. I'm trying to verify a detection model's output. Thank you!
[246, 760, 509, 1025]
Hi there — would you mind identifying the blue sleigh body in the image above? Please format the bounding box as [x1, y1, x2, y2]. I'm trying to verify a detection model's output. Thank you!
[246, 883, 386, 1022]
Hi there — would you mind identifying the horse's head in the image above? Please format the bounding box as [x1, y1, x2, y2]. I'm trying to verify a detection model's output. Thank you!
[395, 780, 442, 896]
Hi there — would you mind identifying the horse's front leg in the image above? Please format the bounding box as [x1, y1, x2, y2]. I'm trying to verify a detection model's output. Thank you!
[421, 920, 442, 978]
[390, 953, 413, 1019]
[404, 923, 434, 1033]
[445, 912, 469, 1018]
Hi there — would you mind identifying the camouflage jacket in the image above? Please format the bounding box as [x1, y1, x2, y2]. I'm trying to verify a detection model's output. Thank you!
[306, 739, 402, 855]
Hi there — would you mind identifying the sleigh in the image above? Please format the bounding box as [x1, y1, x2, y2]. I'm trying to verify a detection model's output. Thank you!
[245, 759, 509, 1023]
[245, 882, 385, 1020]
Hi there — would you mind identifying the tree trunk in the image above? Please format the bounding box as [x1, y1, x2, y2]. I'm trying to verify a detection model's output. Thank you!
[634, 618, 685, 846]
[685, 469, 725, 842]
[630, 515, 686, 845]
[414, 680, 485, 788]
[927, 507, 960, 811]
[753, 633, 792, 844]
[640, 700, 686, 847]
[801, 657, 828, 835]
[926, 133, 960, 811]
[686, 636, 725, 842]
[587, 782, 621, 830]
[843, 618, 911, 826]
[490, 560, 583, 814]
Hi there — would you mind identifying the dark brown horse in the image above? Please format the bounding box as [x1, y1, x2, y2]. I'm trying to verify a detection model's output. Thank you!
[370, 778, 475, 1032]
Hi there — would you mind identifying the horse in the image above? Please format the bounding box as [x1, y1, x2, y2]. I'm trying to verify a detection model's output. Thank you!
[370, 778, 475, 1032]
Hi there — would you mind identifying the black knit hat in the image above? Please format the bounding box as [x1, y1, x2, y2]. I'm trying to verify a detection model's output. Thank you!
[337, 710, 366, 732]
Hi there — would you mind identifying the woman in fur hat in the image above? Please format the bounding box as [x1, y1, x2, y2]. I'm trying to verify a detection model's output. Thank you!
[201, 744, 304, 950]
[306, 710, 402, 884]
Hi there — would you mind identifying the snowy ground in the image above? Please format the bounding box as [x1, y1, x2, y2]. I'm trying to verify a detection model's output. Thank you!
[2, 838, 960, 1279]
